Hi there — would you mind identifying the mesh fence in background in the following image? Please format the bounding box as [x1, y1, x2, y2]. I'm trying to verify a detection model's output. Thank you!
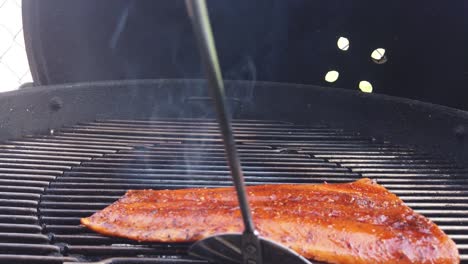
[0, 0, 31, 92]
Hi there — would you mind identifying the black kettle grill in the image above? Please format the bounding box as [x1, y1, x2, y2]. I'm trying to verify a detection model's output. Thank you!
[0, 0, 465, 263]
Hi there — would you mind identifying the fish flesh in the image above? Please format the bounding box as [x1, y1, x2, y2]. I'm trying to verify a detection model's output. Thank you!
[81, 178, 459, 264]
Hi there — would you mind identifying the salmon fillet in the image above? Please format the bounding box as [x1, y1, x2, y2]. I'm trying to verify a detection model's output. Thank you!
[81, 178, 459, 264]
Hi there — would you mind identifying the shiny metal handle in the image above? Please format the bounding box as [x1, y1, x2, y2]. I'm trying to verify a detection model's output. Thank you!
[185, 0, 256, 234]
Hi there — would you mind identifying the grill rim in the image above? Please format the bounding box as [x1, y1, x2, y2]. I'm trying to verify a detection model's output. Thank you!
[1, 79, 468, 167]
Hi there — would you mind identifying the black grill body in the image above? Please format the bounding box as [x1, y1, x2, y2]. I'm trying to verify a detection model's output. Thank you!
[0, 80, 466, 263]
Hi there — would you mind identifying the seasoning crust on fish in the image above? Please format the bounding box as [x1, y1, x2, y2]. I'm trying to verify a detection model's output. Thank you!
[81, 178, 459, 264]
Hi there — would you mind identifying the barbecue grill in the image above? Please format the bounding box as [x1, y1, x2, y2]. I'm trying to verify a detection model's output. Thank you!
[0, 79, 465, 263]
[4, 0, 468, 263]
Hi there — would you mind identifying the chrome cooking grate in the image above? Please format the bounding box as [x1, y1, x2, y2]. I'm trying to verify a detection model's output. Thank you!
[0, 119, 465, 263]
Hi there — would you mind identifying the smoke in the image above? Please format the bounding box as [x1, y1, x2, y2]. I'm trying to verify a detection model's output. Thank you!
[224, 56, 257, 105]
[109, 2, 133, 51]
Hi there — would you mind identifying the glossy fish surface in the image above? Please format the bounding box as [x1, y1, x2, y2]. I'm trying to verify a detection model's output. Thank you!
[81, 178, 459, 264]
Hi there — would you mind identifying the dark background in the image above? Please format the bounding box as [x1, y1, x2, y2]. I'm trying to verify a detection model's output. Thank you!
[23, 0, 468, 110]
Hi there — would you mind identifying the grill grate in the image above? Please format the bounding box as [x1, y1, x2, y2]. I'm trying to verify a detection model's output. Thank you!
[0, 119, 464, 263]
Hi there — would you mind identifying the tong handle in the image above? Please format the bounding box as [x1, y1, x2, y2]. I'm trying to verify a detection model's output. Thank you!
[185, 2, 262, 263]
[185, 0, 256, 235]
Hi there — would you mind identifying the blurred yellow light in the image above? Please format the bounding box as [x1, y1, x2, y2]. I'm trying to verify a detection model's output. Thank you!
[359, 80, 373, 93]
[337, 37, 350, 51]
[325, 71, 339, 83]
[371, 48, 386, 61]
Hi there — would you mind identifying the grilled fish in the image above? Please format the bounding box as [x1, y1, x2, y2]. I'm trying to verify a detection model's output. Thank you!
[81, 178, 459, 264]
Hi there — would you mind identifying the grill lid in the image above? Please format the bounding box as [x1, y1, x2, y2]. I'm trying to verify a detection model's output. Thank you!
[0, 119, 465, 263]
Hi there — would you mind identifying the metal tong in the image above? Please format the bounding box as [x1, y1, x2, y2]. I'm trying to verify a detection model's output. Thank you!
[185, 1, 315, 264]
